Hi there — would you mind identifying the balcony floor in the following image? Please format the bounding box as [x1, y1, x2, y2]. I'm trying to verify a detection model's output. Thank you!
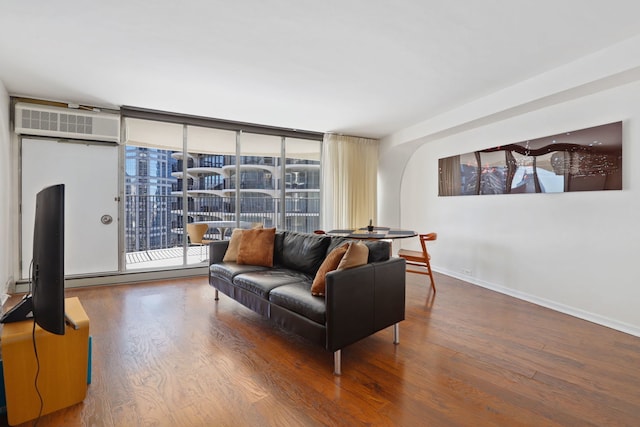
[126, 246, 209, 270]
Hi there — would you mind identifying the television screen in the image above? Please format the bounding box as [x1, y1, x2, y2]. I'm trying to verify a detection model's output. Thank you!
[0, 184, 66, 335]
[32, 184, 66, 335]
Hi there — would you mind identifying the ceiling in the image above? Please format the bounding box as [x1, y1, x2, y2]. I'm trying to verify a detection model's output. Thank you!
[2, 1, 640, 139]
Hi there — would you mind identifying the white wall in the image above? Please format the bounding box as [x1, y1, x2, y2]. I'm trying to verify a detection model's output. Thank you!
[404, 81, 640, 334]
[0, 80, 12, 297]
[380, 36, 640, 336]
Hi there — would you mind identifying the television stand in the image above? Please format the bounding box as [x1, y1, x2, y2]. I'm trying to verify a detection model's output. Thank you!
[1, 297, 90, 426]
[0, 294, 33, 323]
[65, 311, 80, 330]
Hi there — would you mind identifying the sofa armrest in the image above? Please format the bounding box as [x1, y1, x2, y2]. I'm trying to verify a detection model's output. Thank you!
[324, 257, 406, 351]
[371, 257, 406, 330]
[209, 240, 230, 264]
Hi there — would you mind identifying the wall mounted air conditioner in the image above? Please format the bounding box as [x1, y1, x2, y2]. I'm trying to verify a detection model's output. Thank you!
[14, 102, 121, 143]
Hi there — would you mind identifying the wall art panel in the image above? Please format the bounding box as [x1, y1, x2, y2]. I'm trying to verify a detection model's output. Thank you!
[438, 121, 622, 196]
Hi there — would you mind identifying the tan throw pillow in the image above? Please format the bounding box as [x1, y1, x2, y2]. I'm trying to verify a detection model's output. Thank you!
[337, 241, 369, 270]
[311, 243, 349, 296]
[222, 224, 264, 262]
[222, 229, 244, 262]
[237, 228, 276, 267]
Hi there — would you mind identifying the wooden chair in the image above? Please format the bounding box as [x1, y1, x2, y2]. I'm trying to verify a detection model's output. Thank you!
[187, 223, 214, 260]
[398, 233, 437, 293]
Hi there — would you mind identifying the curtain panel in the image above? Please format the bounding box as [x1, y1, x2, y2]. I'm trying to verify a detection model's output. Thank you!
[321, 134, 379, 230]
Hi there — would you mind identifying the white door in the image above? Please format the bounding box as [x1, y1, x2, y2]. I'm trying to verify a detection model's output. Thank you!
[21, 138, 119, 278]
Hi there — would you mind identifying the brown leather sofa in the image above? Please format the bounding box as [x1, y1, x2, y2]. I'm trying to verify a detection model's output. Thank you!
[208, 230, 406, 374]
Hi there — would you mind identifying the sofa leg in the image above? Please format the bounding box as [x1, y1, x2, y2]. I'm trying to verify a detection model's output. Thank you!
[334, 350, 341, 376]
[393, 323, 400, 344]
[214, 289, 219, 301]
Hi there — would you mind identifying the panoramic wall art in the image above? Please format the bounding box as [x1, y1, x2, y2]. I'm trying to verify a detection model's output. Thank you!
[438, 121, 622, 196]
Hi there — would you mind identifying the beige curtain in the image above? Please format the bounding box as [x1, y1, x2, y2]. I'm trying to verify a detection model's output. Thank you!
[321, 134, 379, 230]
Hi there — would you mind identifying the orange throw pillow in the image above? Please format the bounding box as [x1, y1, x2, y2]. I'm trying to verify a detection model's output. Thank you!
[337, 241, 369, 270]
[236, 228, 276, 267]
[223, 224, 264, 262]
[311, 243, 349, 296]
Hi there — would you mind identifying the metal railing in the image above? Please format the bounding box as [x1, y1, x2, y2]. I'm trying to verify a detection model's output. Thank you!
[124, 194, 320, 254]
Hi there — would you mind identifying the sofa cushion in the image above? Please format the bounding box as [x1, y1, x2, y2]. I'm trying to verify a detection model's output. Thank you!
[275, 231, 331, 276]
[209, 263, 268, 283]
[362, 240, 390, 263]
[237, 228, 276, 267]
[326, 237, 390, 263]
[269, 282, 326, 325]
[337, 241, 369, 270]
[325, 236, 348, 254]
[311, 243, 349, 296]
[233, 269, 313, 299]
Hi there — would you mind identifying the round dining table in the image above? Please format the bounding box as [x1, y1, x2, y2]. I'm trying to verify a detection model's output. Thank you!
[326, 227, 417, 240]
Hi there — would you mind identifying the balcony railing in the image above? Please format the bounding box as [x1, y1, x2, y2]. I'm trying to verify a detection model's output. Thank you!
[124, 194, 320, 256]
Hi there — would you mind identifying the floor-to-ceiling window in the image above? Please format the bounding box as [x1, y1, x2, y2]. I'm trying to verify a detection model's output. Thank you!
[125, 146, 176, 252]
[124, 119, 185, 268]
[239, 133, 282, 228]
[183, 125, 237, 244]
[284, 137, 321, 232]
[122, 110, 322, 270]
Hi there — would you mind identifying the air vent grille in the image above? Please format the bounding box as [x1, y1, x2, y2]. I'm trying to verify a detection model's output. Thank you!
[60, 113, 93, 134]
[21, 109, 60, 131]
[15, 103, 120, 143]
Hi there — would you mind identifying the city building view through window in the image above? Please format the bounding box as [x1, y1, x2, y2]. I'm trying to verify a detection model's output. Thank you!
[124, 119, 321, 269]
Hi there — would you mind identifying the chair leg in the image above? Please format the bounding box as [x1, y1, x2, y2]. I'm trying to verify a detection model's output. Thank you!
[334, 350, 341, 376]
[214, 289, 219, 301]
[425, 260, 436, 293]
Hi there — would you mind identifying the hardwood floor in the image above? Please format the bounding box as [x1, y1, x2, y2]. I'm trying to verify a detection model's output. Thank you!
[2, 272, 640, 426]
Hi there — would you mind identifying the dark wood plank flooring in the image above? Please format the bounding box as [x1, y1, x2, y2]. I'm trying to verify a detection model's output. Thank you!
[2, 272, 640, 426]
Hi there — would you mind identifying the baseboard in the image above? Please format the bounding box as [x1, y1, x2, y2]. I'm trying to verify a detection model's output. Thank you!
[436, 267, 640, 339]
[13, 266, 209, 294]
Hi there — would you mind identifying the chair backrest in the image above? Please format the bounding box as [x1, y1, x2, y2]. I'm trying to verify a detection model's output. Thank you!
[419, 233, 437, 256]
[187, 223, 209, 244]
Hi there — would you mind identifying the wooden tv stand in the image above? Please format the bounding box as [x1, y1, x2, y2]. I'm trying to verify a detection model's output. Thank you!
[1, 297, 90, 426]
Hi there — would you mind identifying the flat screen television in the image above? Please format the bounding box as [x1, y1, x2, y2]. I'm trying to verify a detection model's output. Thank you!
[1, 184, 66, 335]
